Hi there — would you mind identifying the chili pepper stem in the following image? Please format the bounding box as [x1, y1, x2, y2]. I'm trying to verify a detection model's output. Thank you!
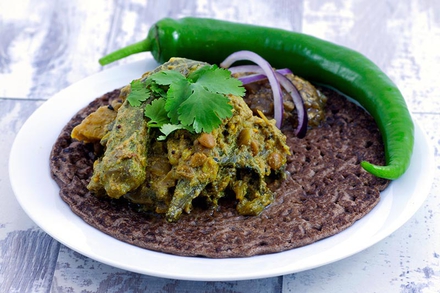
[99, 39, 152, 65]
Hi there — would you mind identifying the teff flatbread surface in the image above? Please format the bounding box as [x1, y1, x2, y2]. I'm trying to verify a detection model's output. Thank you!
[50, 87, 389, 258]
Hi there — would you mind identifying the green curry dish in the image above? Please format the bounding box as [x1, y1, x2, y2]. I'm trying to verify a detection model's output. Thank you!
[77, 57, 290, 222]
[127, 64, 245, 139]
[125, 94, 291, 222]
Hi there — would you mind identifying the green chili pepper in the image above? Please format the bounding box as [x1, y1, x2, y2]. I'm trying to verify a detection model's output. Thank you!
[99, 17, 414, 180]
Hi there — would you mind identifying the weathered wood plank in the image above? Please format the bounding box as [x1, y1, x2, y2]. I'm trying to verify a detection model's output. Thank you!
[51, 245, 282, 293]
[0, 0, 115, 99]
[0, 229, 60, 293]
[0, 0, 303, 100]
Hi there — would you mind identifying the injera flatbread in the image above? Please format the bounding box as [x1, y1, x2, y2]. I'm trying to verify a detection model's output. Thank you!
[50, 87, 389, 258]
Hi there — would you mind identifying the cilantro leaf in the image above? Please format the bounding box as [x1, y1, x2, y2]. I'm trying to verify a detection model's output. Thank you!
[178, 84, 233, 133]
[149, 70, 186, 85]
[165, 78, 192, 124]
[157, 123, 193, 141]
[127, 64, 245, 140]
[148, 81, 167, 98]
[144, 97, 169, 127]
[127, 79, 150, 107]
[188, 65, 245, 97]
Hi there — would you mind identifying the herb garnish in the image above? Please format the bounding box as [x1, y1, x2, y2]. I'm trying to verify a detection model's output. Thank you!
[127, 65, 245, 140]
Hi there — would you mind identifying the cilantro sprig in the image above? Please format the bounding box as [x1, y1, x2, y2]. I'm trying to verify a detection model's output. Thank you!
[126, 65, 245, 140]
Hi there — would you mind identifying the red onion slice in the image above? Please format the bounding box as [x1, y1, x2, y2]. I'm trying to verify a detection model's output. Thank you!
[232, 67, 293, 85]
[240, 69, 307, 138]
[221, 51, 284, 129]
[275, 73, 308, 138]
[226, 65, 262, 75]
[221, 53, 307, 138]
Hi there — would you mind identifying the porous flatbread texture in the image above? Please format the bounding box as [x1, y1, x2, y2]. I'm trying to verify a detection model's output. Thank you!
[50, 87, 389, 258]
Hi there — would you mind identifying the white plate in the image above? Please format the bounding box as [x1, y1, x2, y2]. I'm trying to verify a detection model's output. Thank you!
[9, 59, 434, 281]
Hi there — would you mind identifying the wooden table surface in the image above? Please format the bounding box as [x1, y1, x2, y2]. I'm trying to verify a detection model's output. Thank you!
[1, 0, 439, 292]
